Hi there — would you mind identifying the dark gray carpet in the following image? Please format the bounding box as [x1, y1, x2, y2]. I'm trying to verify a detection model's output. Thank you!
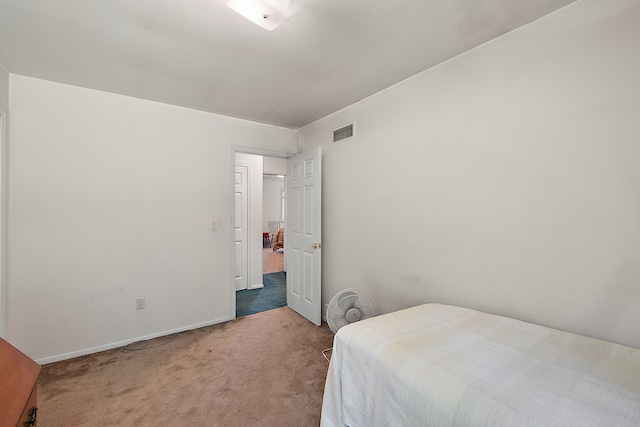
[236, 272, 286, 317]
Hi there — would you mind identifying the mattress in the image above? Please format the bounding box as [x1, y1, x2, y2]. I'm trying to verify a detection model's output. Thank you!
[321, 303, 640, 426]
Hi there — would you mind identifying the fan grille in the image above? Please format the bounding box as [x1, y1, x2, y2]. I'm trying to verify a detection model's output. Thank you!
[327, 288, 375, 333]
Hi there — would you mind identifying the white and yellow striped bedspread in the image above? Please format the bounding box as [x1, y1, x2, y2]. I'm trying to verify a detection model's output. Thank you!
[321, 303, 640, 426]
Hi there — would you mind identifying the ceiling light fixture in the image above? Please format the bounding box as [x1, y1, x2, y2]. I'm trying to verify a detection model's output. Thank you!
[226, 0, 304, 31]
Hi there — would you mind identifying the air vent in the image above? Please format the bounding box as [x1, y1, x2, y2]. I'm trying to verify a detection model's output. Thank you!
[333, 122, 355, 143]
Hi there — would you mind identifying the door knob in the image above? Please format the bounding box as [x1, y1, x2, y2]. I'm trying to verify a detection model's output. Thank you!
[311, 243, 320, 249]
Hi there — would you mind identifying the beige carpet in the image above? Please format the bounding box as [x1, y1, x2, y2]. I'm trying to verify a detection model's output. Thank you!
[263, 247, 284, 274]
[38, 307, 334, 426]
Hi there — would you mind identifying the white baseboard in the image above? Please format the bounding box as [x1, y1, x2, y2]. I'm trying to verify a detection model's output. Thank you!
[249, 283, 264, 290]
[36, 316, 231, 365]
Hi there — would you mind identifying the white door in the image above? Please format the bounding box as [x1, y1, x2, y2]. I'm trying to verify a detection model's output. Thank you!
[234, 164, 249, 291]
[286, 148, 322, 325]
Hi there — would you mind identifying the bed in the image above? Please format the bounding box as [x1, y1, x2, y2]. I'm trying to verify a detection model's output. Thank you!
[321, 303, 640, 426]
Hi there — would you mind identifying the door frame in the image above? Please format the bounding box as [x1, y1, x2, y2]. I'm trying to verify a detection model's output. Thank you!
[229, 145, 294, 319]
[0, 109, 6, 338]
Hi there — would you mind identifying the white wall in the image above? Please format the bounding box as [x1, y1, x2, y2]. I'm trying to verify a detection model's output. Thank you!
[7, 75, 296, 361]
[263, 156, 287, 176]
[0, 62, 8, 112]
[236, 152, 264, 289]
[298, 0, 640, 349]
[263, 175, 284, 233]
[263, 156, 286, 234]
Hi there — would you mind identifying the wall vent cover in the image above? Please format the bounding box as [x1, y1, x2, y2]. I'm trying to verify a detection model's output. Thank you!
[333, 122, 355, 143]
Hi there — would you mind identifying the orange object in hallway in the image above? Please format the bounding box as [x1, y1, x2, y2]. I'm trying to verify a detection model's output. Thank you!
[272, 228, 285, 251]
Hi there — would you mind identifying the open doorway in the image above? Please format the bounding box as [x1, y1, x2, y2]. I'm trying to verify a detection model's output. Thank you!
[263, 173, 285, 274]
[234, 153, 287, 318]
[231, 146, 323, 325]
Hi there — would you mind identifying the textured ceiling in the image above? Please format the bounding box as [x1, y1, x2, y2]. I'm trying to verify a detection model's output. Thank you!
[0, 0, 577, 129]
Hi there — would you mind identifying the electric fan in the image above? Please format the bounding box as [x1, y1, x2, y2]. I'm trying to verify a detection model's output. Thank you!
[326, 288, 375, 333]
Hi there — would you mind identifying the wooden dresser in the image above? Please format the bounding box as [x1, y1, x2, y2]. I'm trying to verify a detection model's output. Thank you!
[0, 338, 40, 427]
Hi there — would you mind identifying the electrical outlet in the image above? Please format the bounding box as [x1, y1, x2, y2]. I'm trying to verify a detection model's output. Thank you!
[136, 297, 145, 310]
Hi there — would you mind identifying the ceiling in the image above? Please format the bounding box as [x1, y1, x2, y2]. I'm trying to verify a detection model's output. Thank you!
[0, 0, 577, 129]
